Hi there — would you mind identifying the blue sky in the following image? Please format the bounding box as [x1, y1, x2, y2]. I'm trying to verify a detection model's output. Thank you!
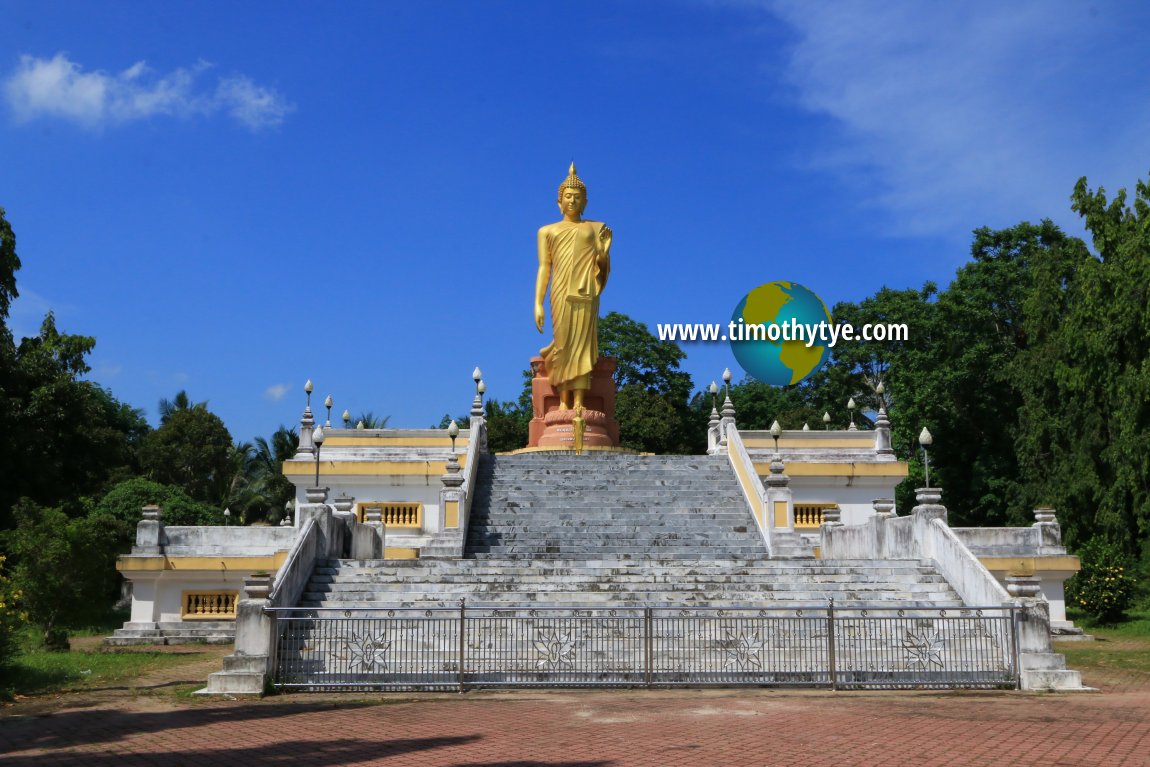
[3, 1, 1149, 444]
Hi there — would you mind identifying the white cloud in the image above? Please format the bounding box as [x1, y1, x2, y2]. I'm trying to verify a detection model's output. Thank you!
[264, 383, 290, 402]
[3, 53, 294, 131]
[765, 1, 1150, 239]
[215, 76, 293, 131]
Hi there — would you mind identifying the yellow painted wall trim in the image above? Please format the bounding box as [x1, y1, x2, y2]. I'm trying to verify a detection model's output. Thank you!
[744, 438, 874, 449]
[284, 461, 453, 477]
[324, 436, 469, 448]
[117, 552, 288, 573]
[978, 555, 1081, 573]
[754, 462, 909, 478]
[385, 547, 420, 559]
[772, 500, 788, 528]
[444, 499, 459, 529]
[728, 442, 764, 524]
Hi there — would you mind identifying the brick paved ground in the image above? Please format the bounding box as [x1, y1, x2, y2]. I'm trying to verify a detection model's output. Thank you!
[3, 641, 1149, 767]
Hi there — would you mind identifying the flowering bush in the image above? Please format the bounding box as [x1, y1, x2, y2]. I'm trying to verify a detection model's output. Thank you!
[1065, 538, 1135, 624]
[0, 554, 27, 672]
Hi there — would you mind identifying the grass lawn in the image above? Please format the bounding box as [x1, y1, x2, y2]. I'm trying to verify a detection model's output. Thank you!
[1058, 636, 1150, 678]
[6, 646, 211, 697]
[4, 616, 220, 699]
[1055, 605, 1150, 687]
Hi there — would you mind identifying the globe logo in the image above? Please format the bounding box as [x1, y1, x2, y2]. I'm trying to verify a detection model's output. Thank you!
[729, 281, 833, 386]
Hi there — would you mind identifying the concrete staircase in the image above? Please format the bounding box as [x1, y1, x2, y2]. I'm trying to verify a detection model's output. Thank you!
[106, 621, 234, 646]
[465, 453, 773, 560]
[302, 453, 963, 609]
[280, 452, 1036, 690]
[301, 558, 964, 609]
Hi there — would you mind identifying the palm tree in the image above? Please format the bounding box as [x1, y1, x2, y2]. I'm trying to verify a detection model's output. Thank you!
[217, 440, 256, 517]
[241, 426, 300, 523]
[353, 412, 390, 429]
[158, 390, 208, 425]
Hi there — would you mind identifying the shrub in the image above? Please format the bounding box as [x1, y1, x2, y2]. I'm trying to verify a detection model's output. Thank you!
[1065, 537, 1136, 624]
[9, 499, 126, 649]
[0, 554, 26, 671]
[93, 477, 220, 527]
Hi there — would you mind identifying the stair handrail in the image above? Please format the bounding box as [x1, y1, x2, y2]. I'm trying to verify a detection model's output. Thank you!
[919, 516, 1011, 606]
[459, 417, 485, 538]
[820, 508, 1009, 605]
[725, 423, 774, 557]
[268, 516, 319, 608]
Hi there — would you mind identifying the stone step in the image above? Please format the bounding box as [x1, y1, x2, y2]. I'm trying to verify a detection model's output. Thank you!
[106, 621, 235, 647]
[477, 490, 744, 495]
[1021, 668, 1087, 691]
[467, 520, 753, 528]
[468, 523, 760, 531]
[308, 576, 954, 591]
[313, 558, 936, 572]
[307, 594, 958, 607]
[309, 575, 950, 587]
[465, 539, 762, 548]
[470, 506, 750, 513]
[301, 596, 966, 609]
[310, 562, 946, 575]
[464, 547, 769, 555]
[467, 452, 768, 561]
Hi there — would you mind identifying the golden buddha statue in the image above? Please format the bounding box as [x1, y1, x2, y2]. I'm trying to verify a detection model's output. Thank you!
[534, 163, 613, 411]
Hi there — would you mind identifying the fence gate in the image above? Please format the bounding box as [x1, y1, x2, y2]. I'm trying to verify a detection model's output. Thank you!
[269, 602, 1019, 691]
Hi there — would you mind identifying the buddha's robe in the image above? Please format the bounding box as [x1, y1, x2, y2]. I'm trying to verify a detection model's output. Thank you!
[538, 220, 609, 392]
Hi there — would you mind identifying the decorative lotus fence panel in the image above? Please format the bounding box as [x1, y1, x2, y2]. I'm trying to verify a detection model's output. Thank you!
[269, 602, 1019, 691]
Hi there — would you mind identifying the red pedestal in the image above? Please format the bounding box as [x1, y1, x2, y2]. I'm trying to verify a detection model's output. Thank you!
[527, 356, 620, 448]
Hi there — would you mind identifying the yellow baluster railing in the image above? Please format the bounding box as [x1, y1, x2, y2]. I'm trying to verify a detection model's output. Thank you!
[357, 502, 423, 528]
[182, 591, 238, 620]
[794, 504, 838, 529]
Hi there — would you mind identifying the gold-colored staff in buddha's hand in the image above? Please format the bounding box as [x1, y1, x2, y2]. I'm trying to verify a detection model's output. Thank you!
[534, 163, 612, 411]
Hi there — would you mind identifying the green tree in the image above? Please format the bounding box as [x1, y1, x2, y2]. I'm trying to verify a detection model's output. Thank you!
[0, 206, 19, 323]
[802, 223, 1088, 524]
[242, 427, 300, 523]
[923, 222, 1085, 525]
[481, 399, 531, 453]
[93, 477, 220, 528]
[599, 312, 702, 454]
[8, 499, 127, 649]
[1065, 538, 1135, 623]
[724, 378, 823, 431]
[139, 398, 233, 505]
[158, 390, 206, 424]
[0, 552, 23, 673]
[217, 440, 256, 516]
[354, 412, 391, 429]
[0, 314, 148, 525]
[1012, 174, 1150, 553]
[434, 412, 468, 430]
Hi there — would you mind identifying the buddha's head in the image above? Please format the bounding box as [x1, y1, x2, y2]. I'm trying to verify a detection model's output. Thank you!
[557, 162, 587, 217]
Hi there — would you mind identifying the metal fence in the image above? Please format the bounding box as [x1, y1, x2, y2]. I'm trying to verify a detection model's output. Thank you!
[268, 602, 1019, 691]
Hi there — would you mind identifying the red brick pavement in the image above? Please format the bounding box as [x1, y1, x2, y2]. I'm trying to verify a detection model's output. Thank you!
[3, 686, 1150, 767]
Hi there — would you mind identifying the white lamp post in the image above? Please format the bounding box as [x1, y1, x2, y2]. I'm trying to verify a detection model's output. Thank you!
[313, 425, 326, 488]
[919, 427, 934, 487]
